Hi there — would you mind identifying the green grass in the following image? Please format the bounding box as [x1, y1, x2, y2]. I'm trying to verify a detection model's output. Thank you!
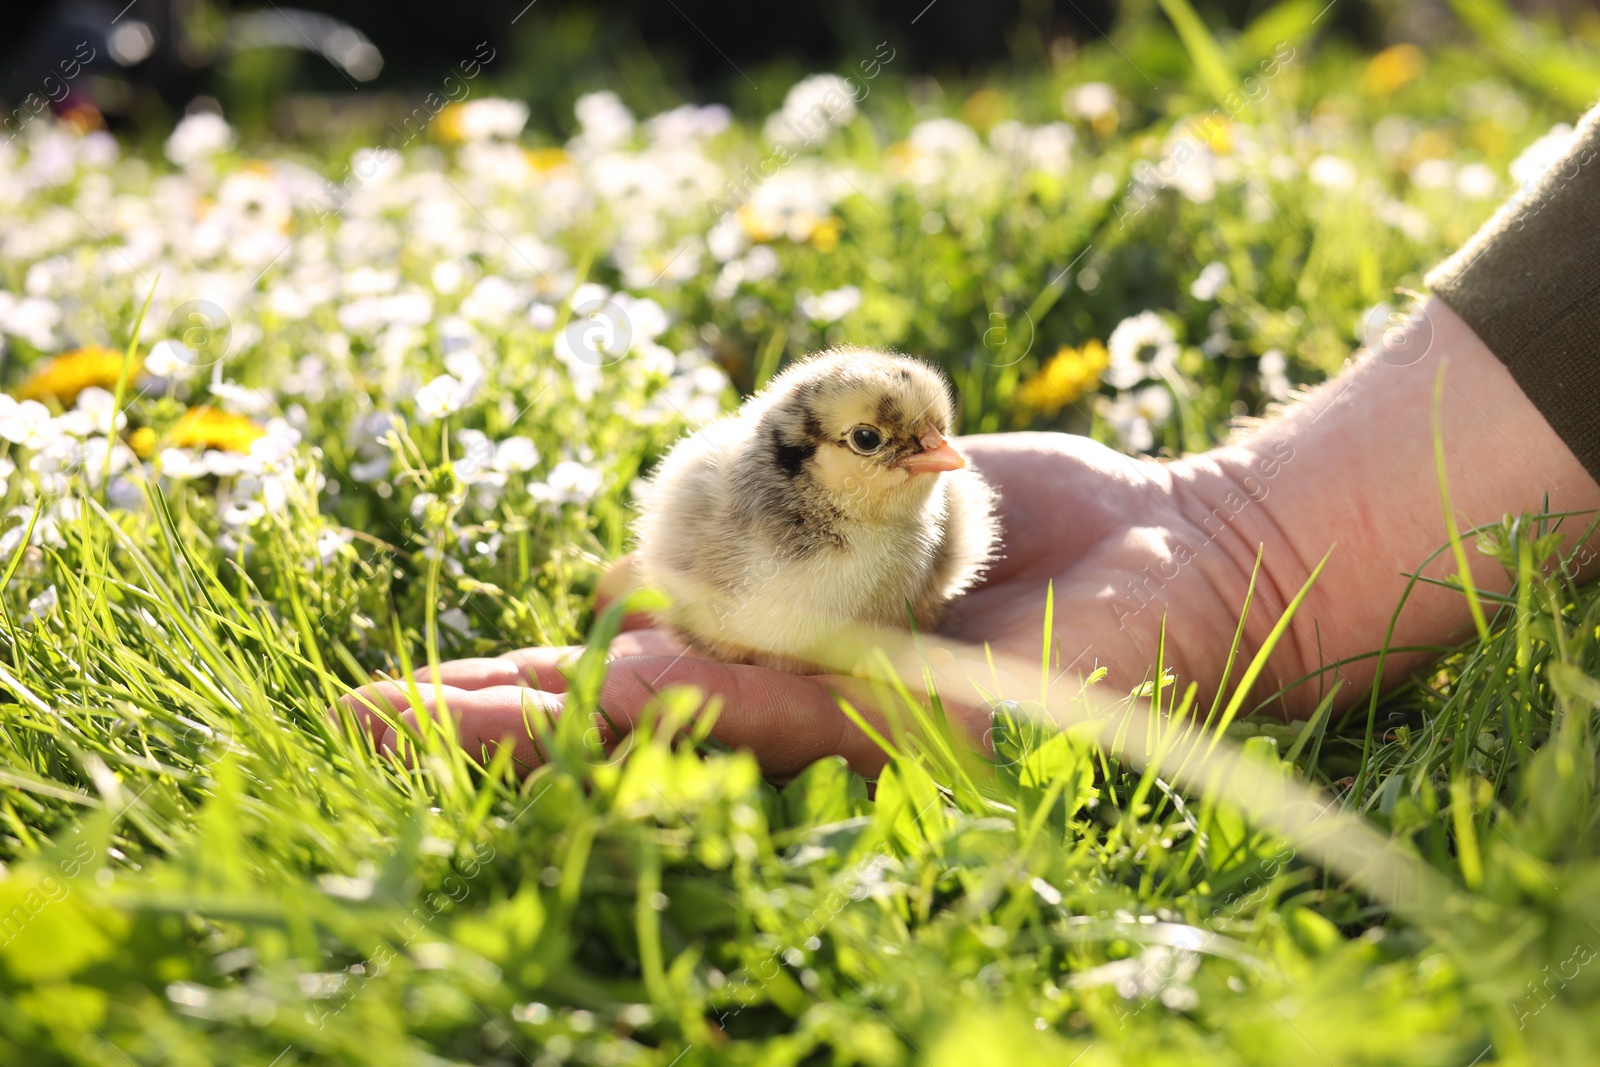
[2, 6, 1600, 1064]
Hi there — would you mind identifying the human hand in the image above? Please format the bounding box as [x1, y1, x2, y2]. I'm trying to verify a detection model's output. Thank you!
[339, 300, 1600, 778]
[338, 431, 1266, 778]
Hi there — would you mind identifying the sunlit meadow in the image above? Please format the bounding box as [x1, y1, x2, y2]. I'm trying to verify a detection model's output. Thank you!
[2, 3, 1600, 1063]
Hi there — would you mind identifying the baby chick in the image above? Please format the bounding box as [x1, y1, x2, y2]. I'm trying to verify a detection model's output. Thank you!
[633, 347, 998, 673]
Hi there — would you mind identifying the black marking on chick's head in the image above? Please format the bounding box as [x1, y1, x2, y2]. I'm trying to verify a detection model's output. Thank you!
[875, 395, 903, 429]
[770, 426, 817, 478]
[761, 348, 958, 483]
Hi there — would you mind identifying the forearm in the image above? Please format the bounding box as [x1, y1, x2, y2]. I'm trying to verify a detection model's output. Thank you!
[1177, 299, 1600, 713]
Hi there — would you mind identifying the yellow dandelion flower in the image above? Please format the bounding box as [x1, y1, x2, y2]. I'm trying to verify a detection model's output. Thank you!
[127, 427, 157, 458]
[1186, 115, 1234, 155]
[166, 407, 266, 453]
[1016, 341, 1109, 416]
[434, 103, 469, 144]
[525, 147, 570, 173]
[883, 141, 918, 174]
[1363, 44, 1425, 96]
[14, 345, 138, 405]
[810, 217, 843, 252]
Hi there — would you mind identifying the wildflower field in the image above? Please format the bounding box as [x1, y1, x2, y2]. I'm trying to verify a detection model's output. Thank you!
[3, 3, 1600, 1063]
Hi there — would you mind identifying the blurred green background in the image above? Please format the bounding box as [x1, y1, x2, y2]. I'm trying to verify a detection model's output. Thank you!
[8, 0, 1597, 144]
[5, 3, 1600, 1066]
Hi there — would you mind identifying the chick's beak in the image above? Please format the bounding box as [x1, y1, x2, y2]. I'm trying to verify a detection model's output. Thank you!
[901, 429, 966, 475]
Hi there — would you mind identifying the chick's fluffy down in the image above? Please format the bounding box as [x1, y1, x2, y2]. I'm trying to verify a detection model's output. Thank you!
[632, 350, 998, 673]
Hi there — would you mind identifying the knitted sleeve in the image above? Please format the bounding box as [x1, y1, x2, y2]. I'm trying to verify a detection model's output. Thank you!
[1426, 107, 1600, 481]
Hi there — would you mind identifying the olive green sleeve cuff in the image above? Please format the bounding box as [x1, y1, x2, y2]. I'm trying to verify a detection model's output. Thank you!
[1426, 107, 1600, 483]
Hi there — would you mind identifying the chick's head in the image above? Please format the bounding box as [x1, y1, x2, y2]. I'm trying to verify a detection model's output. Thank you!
[757, 348, 966, 519]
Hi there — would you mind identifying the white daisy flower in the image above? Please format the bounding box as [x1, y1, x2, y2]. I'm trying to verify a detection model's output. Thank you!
[144, 339, 200, 379]
[743, 246, 780, 282]
[1308, 155, 1357, 191]
[157, 448, 209, 480]
[1103, 385, 1172, 453]
[451, 429, 502, 486]
[316, 528, 353, 564]
[1410, 159, 1454, 190]
[431, 261, 465, 294]
[459, 275, 524, 323]
[909, 119, 981, 156]
[799, 285, 861, 323]
[437, 607, 475, 637]
[646, 103, 731, 145]
[573, 91, 636, 150]
[1189, 261, 1229, 302]
[448, 99, 529, 142]
[1064, 83, 1118, 121]
[220, 500, 266, 528]
[1, 296, 63, 350]
[765, 74, 858, 149]
[416, 374, 468, 421]
[26, 585, 58, 622]
[707, 215, 749, 262]
[532, 460, 603, 505]
[1455, 162, 1497, 200]
[1106, 311, 1179, 389]
[1259, 349, 1291, 399]
[527, 303, 558, 330]
[493, 436, 539, 473]
[55, 388, 123, 438]
[0, 398, 57, 449]
[165, 112, 234, 166]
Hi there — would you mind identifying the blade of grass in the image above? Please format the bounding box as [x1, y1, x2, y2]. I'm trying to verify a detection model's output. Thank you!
[1433, 362, 1491, 643]
[1204, 546, 1333, 761]
[1156, 0, 1240, 107]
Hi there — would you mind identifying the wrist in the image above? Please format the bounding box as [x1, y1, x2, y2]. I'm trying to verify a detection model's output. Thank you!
[1173, 299, 1600, 717]
[1165, 441, 1327, 716]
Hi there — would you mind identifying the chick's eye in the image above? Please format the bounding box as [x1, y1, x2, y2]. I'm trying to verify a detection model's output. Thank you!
[849, 426, 884, 454]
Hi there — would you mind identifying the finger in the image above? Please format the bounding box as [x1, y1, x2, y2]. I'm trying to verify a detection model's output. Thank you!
[353, 632, 701, 709]
[378, 685, 558, 770]
[353, 648, 1003, 779]
[424, 657, 547, 690]
[577, 656, 902, 777]
[550, 643, 998, 777]
[361, 654, 574, 695]
[595, 553, 657, 631]
[409, 658, 886, 777]
[489, 630, 699, 692]
[334, 680, 448, 739]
